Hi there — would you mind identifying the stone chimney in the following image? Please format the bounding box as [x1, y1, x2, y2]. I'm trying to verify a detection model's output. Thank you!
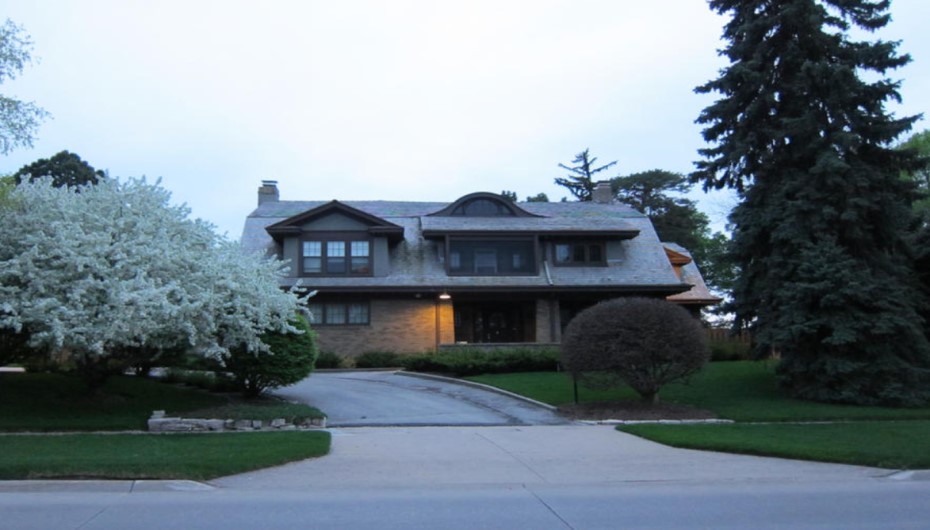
[258, 180, 279, 205]
[592, 180, 613, 204]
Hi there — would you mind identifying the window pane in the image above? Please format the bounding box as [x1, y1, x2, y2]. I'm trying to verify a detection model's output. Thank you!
[347, 303, 369, 324]
[573, 244, 586, 262]
[302, 241, 322, 257]
[351, 241, 370, 257]
[588, 244, 603, 263]
[474, 250, 497, 274]
[555, 244, 571, 263]
[303, 257, 322, 273]
[327, 241, 345, 257]
[350, 257, 371, 274]
[306, 304, 323, 325]
[326, 304, 346, 325]
[302, 241, 323, 273]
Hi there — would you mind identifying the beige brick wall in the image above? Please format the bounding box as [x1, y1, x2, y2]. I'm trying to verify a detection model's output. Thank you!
[314, 298, 454, 357]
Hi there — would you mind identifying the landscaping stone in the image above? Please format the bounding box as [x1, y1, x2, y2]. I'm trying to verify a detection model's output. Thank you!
[147, 411, 326, 432]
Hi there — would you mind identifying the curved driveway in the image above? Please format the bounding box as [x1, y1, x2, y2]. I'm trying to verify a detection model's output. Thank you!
[274, 371, 569, 427]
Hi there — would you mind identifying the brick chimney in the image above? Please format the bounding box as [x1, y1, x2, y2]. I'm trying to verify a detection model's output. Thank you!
[592, 180, 613, 204]
[258, 180, 279, 205]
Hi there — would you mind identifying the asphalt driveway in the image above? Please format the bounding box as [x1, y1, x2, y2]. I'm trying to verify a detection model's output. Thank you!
[273, 371, 569, 427]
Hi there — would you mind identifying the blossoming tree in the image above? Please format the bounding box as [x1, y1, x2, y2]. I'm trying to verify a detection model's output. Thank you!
[0, 177, 305, 387]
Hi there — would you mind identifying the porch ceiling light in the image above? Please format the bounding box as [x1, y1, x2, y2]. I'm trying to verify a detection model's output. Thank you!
[438, 292, 452, 300]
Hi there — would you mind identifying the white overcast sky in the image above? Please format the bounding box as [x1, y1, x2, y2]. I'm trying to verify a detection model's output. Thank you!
[2, 0, 928, 239]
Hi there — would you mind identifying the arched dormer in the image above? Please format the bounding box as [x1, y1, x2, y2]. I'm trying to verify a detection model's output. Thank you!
[428, 192, 542, 218]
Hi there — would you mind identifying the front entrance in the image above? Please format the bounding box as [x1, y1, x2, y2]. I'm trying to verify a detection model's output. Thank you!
[453, 301, 535, 343]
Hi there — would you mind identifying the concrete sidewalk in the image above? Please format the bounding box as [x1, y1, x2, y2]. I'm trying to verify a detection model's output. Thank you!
[212, 425, 888, 490]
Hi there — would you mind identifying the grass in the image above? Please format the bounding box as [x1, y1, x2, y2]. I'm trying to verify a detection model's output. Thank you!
[618, 421, 930, 470]
[0, 431, 331, 480]
[0, 372, 332, 480]
[467, 361, 930, 422]
[467, 362, 930, 469]
[0, 372, 324, 431]
[0, 373, 227, 431]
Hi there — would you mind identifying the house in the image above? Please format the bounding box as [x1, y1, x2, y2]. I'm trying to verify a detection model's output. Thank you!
[241, 180, 719, 356]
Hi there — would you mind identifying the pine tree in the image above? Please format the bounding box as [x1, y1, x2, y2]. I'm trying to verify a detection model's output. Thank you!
[555, 149, 617, 201]
[692, 0, 930, 405]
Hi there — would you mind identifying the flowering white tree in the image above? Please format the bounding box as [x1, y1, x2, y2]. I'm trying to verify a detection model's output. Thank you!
[0, 177, 304, 386]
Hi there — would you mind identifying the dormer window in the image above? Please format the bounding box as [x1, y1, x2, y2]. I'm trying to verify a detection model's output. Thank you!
[301, 235, 371, 276]
[553, 241, 606, 266]
[428, 192, 541, 218]
[450, 198, 516, 216]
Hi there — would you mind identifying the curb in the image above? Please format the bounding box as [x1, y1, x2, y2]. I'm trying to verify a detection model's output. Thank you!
[0, 479, 215, 493]
[396, 371, 560, 412]
[582, 419, 736, 426]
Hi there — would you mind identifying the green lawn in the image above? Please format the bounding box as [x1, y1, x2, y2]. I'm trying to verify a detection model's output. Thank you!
[0, 373, 227, 431]
[0, 372, 331, 480]
[0, 431, 331, 480]
[467, 362, 930, 469]
[467, 362, 930, 422]
[0, 372, 323, 431]
[619, 421, 930, 469]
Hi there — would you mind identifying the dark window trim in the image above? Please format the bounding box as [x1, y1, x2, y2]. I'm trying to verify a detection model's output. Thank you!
[307, 301, 371, 326]
[444, 235, 540, 276]
[299, 232, 373, 277]
[552, 241, 608, 267]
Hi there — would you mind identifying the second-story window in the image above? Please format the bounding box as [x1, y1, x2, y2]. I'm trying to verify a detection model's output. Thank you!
[302, 237, 371, 276]
[447, 238, 536, 275]
[553, 242, 606, 266]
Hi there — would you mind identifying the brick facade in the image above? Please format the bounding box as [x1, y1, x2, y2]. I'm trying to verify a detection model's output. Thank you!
[314, 298, 455, 356]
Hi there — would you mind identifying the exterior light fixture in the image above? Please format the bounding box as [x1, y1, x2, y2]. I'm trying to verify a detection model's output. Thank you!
[438, 292, 452, 300]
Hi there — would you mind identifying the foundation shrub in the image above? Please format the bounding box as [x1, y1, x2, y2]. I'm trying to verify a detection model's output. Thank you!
[314, 351, 345, 369]
[354, 351, 402, 368]
[401, 347, 560, 376]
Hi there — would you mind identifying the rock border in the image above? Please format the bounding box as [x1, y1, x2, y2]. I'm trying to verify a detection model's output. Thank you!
[147, 410, 326, 432]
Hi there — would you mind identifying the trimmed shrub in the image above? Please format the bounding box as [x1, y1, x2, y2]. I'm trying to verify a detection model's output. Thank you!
[222, 315, 318, 398]
[314, 351, 345, 369]
[401, 347, 560, 376]
[561, 297, 708, 403]
[354, 352, 401, 368]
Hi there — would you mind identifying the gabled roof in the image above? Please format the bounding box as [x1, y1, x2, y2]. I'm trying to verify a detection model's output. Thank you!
[264, 200, 405, 243]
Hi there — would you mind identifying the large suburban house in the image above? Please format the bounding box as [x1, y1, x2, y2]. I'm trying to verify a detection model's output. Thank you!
[241, 181, 719, 356]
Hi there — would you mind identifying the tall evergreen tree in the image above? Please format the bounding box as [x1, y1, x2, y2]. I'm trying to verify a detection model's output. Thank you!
[555, 149, 617, 201]
[692, 0, 930, 405]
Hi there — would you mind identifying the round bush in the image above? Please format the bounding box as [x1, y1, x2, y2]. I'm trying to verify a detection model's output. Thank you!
[222, 314, 318, 398]
[560, 297, 708, 403]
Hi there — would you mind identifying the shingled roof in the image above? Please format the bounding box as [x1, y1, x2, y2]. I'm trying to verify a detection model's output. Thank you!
[241, 194, 692, 295]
